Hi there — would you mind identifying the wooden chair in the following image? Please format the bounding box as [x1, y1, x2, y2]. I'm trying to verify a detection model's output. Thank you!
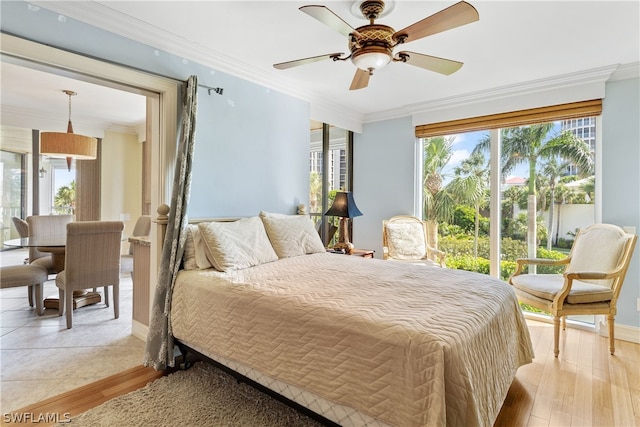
[509, 223, 637, 357]
[55, 221, 124, 329]
[382, 215, 446, 267]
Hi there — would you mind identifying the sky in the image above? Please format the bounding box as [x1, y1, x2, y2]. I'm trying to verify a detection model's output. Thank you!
[440, 122, 565, 182]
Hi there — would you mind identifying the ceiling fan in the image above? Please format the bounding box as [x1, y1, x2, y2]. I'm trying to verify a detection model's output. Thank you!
[273, 0, 479, 90]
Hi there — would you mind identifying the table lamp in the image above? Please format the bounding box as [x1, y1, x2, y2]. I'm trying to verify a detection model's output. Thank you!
[325, 191, 363, 254]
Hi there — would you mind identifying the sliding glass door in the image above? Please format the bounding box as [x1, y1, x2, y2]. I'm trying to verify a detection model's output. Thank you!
[419, 114, 598, 325]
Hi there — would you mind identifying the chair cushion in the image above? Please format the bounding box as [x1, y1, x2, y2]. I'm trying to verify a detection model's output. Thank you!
[31, 256, 57, 275]
[0, 265, 48, 288]
[385, 222, 426, 260]
[567, 225, 627, 286]
[511, 274, 614, 304]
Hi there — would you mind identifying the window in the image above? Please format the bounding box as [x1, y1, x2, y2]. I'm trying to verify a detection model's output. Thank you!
[0, 150, 25, 241]
[417, 100, 601, 326]
[309, 123, 353, 246]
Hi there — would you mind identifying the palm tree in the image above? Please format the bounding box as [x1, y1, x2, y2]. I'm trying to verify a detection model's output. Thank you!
[422, 136, 457, 247]
[540, 157, 572, 250]
[54, 181, 75, 214]
[501, 185, 525, 235]
[580, 176, 596, 202]
[474, 124, 593, 258]
[309, 172, 321, 213]
[448, 151, 489, 257]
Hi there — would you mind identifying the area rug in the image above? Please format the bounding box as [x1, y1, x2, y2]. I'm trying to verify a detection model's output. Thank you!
[58, 362, 324, 426]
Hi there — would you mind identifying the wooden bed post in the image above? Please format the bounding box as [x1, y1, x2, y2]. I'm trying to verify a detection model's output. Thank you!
[155, 204, 170, 248]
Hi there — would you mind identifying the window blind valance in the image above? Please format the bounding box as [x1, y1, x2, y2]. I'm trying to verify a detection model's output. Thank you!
[415, 99, 602, 138]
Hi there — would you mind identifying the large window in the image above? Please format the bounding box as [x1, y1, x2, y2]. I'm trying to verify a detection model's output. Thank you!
[418, 100, 600, 325]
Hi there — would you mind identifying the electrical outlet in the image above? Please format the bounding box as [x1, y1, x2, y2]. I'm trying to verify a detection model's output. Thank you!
[637, 298, 640, 312]
[119, 213, 130, 221]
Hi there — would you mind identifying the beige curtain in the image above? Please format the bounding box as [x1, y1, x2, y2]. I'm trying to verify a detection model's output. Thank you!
[143, 75, 198, 370]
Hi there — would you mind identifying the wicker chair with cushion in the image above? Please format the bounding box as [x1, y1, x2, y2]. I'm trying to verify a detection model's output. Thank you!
[0, 264, 48, 315]
[26, 214, 74, 274]
[11, 217, 29, 241]
[11, 216, 36, 306]
[55, 221, 124, 329]
[509, 223, 637, 357]
[382, 215, 446, 267]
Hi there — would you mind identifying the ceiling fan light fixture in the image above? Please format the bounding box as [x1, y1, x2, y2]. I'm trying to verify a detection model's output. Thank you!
[40, 90, 97, 171]
[351, 47, 392, 72]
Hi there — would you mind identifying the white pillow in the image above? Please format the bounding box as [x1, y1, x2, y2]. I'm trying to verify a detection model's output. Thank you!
[259, 210, 300, 219]
[198, 217, 278, 272]
[182, 224, 213, 270]
[262, 215, 326, 258]
[385, 222, 426, 260]
[182, 225, 198, 270]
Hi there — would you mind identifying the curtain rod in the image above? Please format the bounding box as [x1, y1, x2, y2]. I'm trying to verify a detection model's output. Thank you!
[198, 84, 224, 95]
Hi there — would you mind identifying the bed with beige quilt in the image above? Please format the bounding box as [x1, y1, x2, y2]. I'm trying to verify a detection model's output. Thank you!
[170, 214, 534, 427]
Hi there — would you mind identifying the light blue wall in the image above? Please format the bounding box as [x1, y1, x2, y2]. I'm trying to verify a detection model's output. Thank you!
[190, 80, 309, 218]
[0, 1, 310, 218]
[352, 117, 416, 257]
[602, 77, 640, 328]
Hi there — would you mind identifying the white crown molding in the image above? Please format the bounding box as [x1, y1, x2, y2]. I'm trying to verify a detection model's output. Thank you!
[405, 64, 618, 117]
[362, 65, 622, 125]
[30, 1, 363, 129]
[609, 62, 640, 82]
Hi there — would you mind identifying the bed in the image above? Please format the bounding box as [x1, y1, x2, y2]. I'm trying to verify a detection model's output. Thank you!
[168, 214, 534, 427]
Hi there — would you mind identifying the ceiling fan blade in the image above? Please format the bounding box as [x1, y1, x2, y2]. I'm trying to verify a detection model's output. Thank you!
[273, 53, 344, 70]
[393, 1, 479, 44]
[397, 51, 463, 75]
[300, 5, 355, 38]
[349, 68, 370, 90]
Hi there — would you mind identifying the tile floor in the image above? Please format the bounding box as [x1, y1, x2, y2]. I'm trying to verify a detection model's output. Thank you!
[0, 248, 146, 413]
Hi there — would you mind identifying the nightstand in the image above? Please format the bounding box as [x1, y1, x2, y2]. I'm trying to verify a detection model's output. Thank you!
[327, 248, 375, 258]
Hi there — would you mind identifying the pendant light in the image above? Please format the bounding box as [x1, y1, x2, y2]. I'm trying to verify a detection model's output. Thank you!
[40, 90, 97, 171]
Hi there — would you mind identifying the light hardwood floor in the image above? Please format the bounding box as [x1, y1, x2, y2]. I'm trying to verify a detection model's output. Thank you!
[4, 320, 640, 427]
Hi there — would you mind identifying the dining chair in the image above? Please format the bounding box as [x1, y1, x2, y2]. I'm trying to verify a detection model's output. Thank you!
[509, 223, 637, 357]
[26, 214, 74, 274]
[120, 215, 151, 276]
[382, 215, 446, 267]
[55, 221, 124, 329]
[11, 216, 35, 306]
[0, 264, 48, 315]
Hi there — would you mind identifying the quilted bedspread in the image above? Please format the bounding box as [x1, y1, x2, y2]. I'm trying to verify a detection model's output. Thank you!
[171, 253, 534, 427]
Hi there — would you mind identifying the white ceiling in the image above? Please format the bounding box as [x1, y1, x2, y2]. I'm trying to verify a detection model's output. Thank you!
[1, 0, 639, 134]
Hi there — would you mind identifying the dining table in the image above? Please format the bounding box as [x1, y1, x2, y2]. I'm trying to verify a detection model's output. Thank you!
[3, 235, 102, 310]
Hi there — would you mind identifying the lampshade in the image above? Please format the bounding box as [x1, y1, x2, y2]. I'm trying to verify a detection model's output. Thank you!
[40, 90, 97, 171]
[351, 47, 392, 71]
[325, 191, 363, 218]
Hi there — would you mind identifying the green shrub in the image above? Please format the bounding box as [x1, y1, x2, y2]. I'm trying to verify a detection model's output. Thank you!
[444, 255, 517, 281]
[439, 235, 567, 278]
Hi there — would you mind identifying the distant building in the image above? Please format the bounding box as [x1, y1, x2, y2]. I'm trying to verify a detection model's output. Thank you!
[561, 116, 596, 175]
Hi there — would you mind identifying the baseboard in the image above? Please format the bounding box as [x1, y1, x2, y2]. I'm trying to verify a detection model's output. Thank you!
[598, 320, 640, 344]
[132, 320, 148, 341]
